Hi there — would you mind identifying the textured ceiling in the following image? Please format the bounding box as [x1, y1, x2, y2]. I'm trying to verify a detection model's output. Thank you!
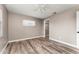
[5, 4, 77, 19]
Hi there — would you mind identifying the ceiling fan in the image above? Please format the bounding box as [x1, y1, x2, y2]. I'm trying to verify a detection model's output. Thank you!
[34, 4, 51, 13]
[34, 4, 56, 16]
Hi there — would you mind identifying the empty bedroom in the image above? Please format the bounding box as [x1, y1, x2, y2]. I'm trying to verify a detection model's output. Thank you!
[0, 4, 79, 54]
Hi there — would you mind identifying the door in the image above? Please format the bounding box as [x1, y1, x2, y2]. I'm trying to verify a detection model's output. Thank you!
[76, 12, 79, 48]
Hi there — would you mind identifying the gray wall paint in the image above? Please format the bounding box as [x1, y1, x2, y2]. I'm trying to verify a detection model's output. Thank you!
[0, 5, 8, 52]
[48, 7, 78, 46]
[8, 12, 44, 41]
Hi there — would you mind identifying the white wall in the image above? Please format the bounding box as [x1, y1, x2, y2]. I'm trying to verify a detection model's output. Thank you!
[77, 12, 79, 32]
[8, 12, 44, 41]
[48, 7, 78, 46]
[0, 5, 8, 52]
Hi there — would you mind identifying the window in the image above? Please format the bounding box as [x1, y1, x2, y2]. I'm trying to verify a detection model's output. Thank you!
[22, 20, 35, 26]
[0, 9, 2, 37]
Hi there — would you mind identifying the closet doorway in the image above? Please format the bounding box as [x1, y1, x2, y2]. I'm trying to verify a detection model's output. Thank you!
[44, 19, 49, 39]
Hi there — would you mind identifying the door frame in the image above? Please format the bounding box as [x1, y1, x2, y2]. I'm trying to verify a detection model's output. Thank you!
[43, 19, 49, 37]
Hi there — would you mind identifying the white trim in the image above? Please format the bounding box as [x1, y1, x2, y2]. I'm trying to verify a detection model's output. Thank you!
[8, 36, 44, 43]
[0, 42, 8, 54]
[1, 36, 44, 53]
[50, 38, 79, 49]
[43, 20, 45, 37]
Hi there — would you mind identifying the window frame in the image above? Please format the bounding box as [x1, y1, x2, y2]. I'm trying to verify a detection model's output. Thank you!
[22, 20, 36, 27]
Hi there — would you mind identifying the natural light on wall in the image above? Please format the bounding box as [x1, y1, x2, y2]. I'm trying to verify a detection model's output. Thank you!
[0, 9, 2, 37]
[22, 20, 35, 26]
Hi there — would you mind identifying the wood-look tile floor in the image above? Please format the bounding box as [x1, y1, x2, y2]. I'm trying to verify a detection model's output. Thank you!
[3, 37, 79, 54]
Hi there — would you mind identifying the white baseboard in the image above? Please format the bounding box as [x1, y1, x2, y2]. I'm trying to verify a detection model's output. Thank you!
[50, 38, 79, 49]
[0, 36, 44, 53]
[8, 36, 44, 43]
[0, 42, 8, 54]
